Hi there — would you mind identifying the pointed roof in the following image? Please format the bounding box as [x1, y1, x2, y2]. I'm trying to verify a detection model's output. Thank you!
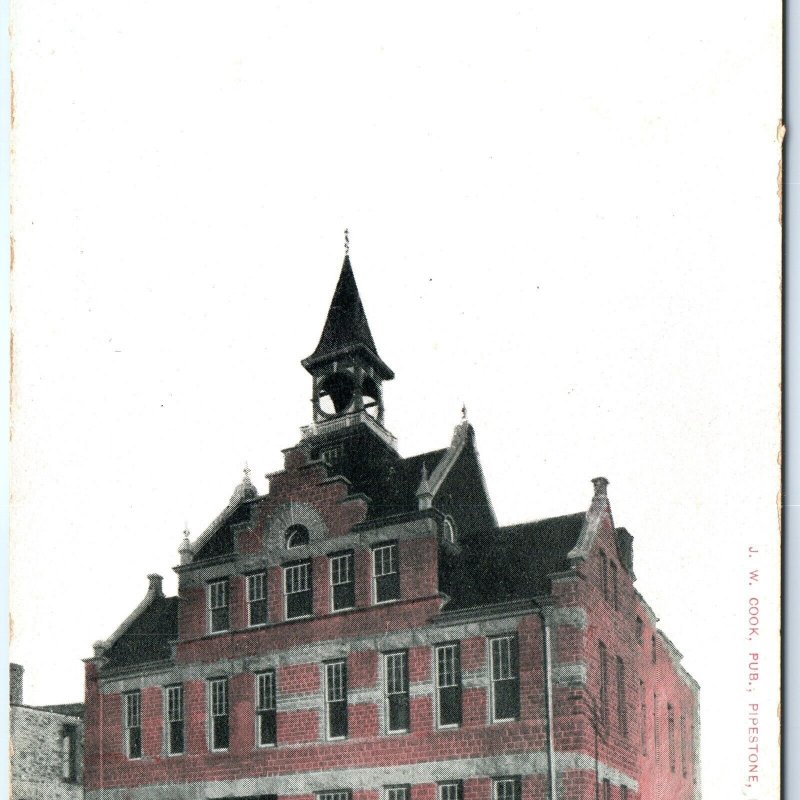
[302, 255, 394, 379]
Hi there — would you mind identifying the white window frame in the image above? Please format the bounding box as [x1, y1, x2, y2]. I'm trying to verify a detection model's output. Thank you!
[285, 524, 310, 549]
[124, 691, 142, 759]
[373, 542, 399, 604]
[490, 635, 520, 722]
[492, 778, 520, 800]
[438, 782, 462, 800]
[435, 643, 461, 728]
[284, 560, 312, 619]
[318, 792, 351, 800]
[384, 650, 410, 733]
[442, 517, 456, 544]
[208, 678, 229, 752]
[384, 787, 410, 800]
[329, 551, 355, 611]
[165, 684, 184, 756]
[246, 572, 268, 627]
[256, 671, 277, 747]
[208, 579, 229, 633]
[324, 660, 348, 740]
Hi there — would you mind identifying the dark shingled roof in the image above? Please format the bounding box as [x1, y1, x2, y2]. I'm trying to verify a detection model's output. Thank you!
[302, 255, 394, 379]
[351, 448, 448, 521]
[103, 596, 179, 669]
[31, 703, 84, 718]
[443, 512, 585, 610]
[307, 427, 446, 520]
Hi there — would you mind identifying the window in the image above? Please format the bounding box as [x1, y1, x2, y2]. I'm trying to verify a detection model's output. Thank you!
[640, 679, 647, 756]
[256, 671, 277, 746]
[493, 777, 520, 800]
[443, 517, 456, 544]
[165, 685, 184, 755]
[651, 634, 657, 664]
[208, 580, 229, 633]
[325, 660, 348, 739]
[636, 616, 643, 645]
[680, 713, 688, 777]
[320, 443, 343, 468]
[385, 787, 409, 800]
[330, 551, 355, 611]
[621, 787, 628, 800]
[373, 542, 400, 603]
[600, 550, 608, 600]
[490, 635, 520, 721]
[318, 792, 350, 800]
[653, 691, 659, 760]
[285, 524, 309, 548]
[284, 561, 312, 619]
[435, 643, 462, 727]
[209, 678, 229, 751]
[62, 725, 78, 781]
[598, 642, 608, 725]
[616, 656, 627, 737]
[246, 573, 268, 626]
[438, 782, 463, 800]
[601, 779, 611, 800]
[610, 561, 618, 610]
[124, 691, 141, 759]
[384, 651, 410, 732]
[668, 703, 676, 773]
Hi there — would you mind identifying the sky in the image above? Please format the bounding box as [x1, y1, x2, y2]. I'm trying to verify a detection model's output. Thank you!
[9, 2, 781, 797]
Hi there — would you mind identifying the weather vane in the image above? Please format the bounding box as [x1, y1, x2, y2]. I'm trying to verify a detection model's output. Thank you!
[344, 228, 350, 256]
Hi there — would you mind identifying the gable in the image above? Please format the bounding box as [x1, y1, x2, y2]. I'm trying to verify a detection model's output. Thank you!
[103, 596, 179, 669]
[194, 499, 257, 561]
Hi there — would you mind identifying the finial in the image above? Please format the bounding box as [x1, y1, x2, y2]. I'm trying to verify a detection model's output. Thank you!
[416, 462, 433, 509]
[243, 462, 252, 484]
[461, 403, 468, 421]
[344, 228, 350, 256]
[179, 525, 193, 564]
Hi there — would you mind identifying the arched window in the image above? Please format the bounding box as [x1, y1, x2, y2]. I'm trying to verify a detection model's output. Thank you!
[443, 517, 456, 544]
[285, 524, 309, 549]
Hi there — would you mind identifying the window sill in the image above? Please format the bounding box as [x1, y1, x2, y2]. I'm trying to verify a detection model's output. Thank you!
[385, 728, 410, 736]
[256, 742, 277, 749]
[374, 597, 401, 606]
[166, 751, 184, 758]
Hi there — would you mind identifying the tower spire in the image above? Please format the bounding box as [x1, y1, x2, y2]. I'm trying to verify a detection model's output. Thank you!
[301, 243, 395, 429]
[302, 250, 393, 380]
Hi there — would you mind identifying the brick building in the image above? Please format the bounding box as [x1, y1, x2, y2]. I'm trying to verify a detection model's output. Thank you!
[84, 252, 700, 800]
[10, 664, 84, 800]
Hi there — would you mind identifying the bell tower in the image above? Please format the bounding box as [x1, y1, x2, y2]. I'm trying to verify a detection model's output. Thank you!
[301, 236, 394, 432]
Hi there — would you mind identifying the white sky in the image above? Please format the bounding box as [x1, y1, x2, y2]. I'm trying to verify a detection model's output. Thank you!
[10, 2, 781, 797]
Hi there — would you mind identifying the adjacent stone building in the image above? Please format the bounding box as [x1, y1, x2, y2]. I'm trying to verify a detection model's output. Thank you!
[10, 664, 84, 800]
[83, 251, 700, 800]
